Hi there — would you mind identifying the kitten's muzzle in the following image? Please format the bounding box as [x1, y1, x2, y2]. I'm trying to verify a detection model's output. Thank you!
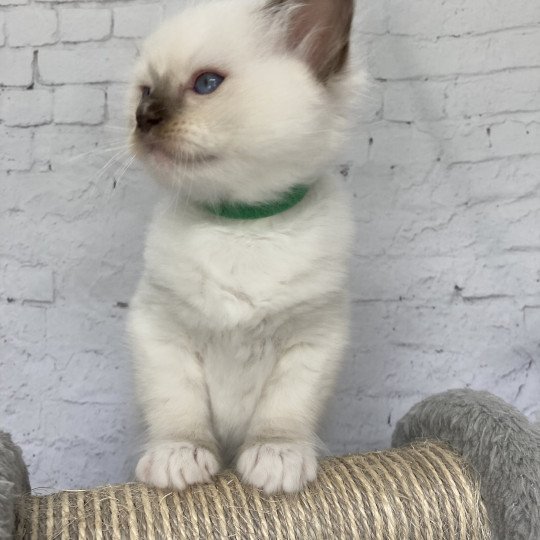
[136, 98, 167, 133]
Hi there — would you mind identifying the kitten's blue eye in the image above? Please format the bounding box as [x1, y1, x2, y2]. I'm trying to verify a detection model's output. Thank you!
[141, 86, 151, 98]
[193, 72, 224, 95]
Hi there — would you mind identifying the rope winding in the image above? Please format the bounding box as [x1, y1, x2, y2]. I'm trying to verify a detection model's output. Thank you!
[15, 442, 491, 539]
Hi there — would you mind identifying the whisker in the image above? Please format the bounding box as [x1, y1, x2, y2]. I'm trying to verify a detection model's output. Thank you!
[67, 143, 134, 163]
[184, 148, 196, 213]
[90, 148, 133, 196]
[112, 155, 136, 191]
[81, 147, 132, 200]
[96, 149, 132, 182]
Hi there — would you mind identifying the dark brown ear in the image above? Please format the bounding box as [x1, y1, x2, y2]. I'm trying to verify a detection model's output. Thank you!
[266, 0, 354, 82]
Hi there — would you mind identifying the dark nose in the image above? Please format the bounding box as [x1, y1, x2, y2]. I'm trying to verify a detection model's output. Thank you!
[136, 99, 166, 133]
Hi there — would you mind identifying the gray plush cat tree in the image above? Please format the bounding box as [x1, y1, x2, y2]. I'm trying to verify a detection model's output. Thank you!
[2, 389, 539, 539]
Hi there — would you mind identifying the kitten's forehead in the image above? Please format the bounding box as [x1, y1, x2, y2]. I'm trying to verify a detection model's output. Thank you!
[138, 0, 266, 85]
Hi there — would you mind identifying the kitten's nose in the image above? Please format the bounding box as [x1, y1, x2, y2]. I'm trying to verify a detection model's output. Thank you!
[136, 100, 165, 133]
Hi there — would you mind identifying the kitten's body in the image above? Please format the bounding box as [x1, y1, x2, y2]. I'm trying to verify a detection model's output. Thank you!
[130, 176, 352, 459]
[128, 0, 358, 493]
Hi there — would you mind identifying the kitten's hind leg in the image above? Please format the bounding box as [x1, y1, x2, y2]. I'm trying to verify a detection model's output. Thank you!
[129, 311, 220, 491]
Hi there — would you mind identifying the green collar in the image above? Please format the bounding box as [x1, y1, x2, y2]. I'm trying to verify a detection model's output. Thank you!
[201, 185, 310, 220]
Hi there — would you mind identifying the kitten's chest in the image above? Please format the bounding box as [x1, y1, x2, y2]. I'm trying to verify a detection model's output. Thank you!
[145, 182, 352, 327]
[200, 328, 277, 456]
[151, 220, 324, 327]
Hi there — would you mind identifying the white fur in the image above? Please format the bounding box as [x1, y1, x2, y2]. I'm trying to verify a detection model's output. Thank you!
[128, 0, 358, 494]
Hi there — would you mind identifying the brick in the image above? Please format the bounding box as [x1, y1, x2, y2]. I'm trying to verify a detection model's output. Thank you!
[443, 121, 492, 163]
[463, 254, 540, 298]
[59, 8, 111, 42]
[2, 263, 54, 303]
[388, 0, 540, 36]
[395, 208, 478, 258]
[0, 127, 33, 170]
[58, 352, 126, 403]
[388, 303, 520, 351]
[433, 156, 540, 207]
[351, 256, 472, 302]
[442, 117, 540, 163]
[355, 0, 388, 35]
[113, 4, 163, 38]
[6, 7, 57, 47]
[54, 86, 106, 125]
[44, 306, 120, 360]
[356, 79, 384, 123]
[524, 307, 540, 338]
[370, 29, 540, 80]
[0, 303, 47, 345]
[0, 48, 33, 86]
[33, 125, 111, 165]
[368, 122, 440, 164]
[105, 83, 131, 125]
[490, 120, 540, 158]
[0, 0, 27, 5]
[499, 203, 540, 253]
[1, 371, 45, 430]
[1, 89, 53, 126]
[41, 401, 128, 442]
[447, 198, 538, 258]
[39, 45, 137, 84]
[447, 69, 540, 118]
[0, 13, 5, 46]
[469, 158, 540, 202]
[384, 81, 447, 121]
[0, 170, 95, 229]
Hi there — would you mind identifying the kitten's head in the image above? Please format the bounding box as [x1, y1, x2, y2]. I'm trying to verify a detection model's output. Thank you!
[130, 0, 357, 204]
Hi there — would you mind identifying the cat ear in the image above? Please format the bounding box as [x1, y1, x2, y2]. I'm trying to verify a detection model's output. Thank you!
[266, 0, 354, 82]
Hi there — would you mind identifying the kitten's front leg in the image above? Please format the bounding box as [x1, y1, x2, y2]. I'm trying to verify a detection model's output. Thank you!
[237, 324, 345, 494]
[130, 312, 220, 491]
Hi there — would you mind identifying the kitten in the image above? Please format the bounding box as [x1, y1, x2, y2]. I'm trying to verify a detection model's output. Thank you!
[128, 0, 357, 494]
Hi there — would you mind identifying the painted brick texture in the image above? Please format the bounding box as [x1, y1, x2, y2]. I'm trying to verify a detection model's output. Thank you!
[1, 0, 539, 491]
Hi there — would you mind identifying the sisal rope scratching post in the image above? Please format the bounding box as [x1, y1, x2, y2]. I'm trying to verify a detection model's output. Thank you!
[14, 442, 490, 539]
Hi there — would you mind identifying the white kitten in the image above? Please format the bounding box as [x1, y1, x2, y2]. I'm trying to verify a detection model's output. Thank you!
[128, 0, 358, 494]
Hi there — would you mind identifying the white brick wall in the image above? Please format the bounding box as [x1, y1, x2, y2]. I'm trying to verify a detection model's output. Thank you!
[5, 7, 57, 46]
[0, 48, 33, 86]
[1, 88, 53, 126]
[39, 45, 138, 84]
[1, 0, 539, 491]
[59, 8, 112, 43]
[0, 13, 5, 46]
[53, 86, 106, 124]
[113, 4, 163, 38]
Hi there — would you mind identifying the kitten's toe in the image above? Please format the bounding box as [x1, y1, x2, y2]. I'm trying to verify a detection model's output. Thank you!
[237, 441, 317, 495]
[136, 442, 220, 491]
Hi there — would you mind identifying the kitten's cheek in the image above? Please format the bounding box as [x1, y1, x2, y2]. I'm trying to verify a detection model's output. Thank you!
[148, 149, 175, 167]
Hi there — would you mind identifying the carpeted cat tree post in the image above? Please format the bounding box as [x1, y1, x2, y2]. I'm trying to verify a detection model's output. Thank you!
[2, 389, 539, 539]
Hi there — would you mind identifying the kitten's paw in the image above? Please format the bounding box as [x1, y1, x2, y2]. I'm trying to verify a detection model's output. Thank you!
[136, 442, 220, 491]
[237, 441, 318, 494]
